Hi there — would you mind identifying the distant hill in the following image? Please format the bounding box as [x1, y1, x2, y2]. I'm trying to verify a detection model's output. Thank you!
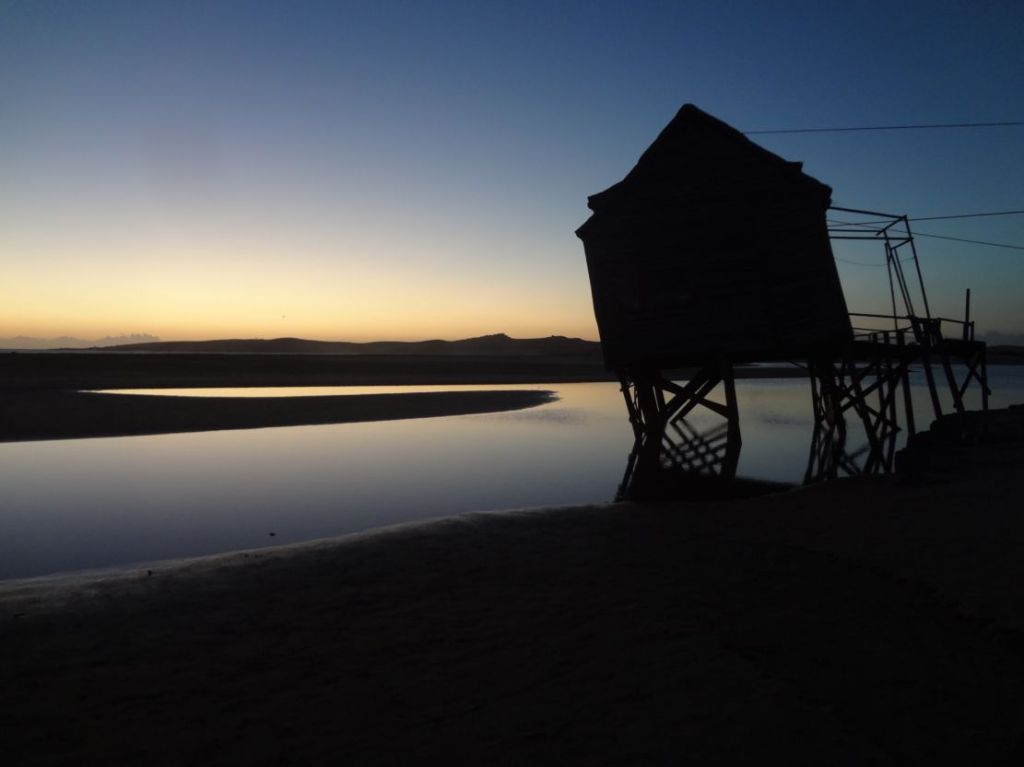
[85, 333, 603, 358]
[0, 334, 159, 350]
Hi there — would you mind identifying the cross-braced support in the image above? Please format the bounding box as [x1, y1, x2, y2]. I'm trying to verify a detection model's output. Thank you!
[805, 341, 911, 482]
[617, 361, 742, 499]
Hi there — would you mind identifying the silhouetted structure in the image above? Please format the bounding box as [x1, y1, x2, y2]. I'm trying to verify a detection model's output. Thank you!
[578, 104, 988, 496]
[807, 208, 989, 481]
[577, 104, 851, 369]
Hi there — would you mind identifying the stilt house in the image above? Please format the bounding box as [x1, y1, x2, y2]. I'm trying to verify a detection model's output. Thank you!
[576, 104, 852, 370]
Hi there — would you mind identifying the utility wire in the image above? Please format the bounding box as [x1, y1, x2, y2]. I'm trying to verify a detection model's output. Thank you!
[910, 231, 1024, 251]
[911, 209, 1024, 222]
[834, 255, 917, 268]
[826, 217, 1024, 252]
[834, 257, 887, 267]
[834, 209, 1024, 226]
[745, 120, 1024, 135]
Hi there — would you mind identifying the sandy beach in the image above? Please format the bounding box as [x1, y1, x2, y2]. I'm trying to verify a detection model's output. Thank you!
[3, 425, 1024, 763]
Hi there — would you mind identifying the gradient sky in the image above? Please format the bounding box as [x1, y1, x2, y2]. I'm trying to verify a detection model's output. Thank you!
[2, 0, 1022, 342]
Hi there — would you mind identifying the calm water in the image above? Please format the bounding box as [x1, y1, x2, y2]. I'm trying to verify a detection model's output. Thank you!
[3, 369, 1022, 579]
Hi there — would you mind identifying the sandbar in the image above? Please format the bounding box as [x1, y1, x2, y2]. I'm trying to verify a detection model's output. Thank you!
[0, 389, 556, 442]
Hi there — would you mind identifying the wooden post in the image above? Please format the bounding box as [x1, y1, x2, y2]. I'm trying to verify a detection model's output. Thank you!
[898, 330, 916, 436]
[963, 288, 971, 342]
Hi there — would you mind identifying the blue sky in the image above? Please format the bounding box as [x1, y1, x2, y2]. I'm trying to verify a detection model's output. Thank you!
[2, 0, 1022, 341]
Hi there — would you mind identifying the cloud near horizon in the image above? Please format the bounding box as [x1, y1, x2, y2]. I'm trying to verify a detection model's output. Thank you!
[0, 334, 161, 350]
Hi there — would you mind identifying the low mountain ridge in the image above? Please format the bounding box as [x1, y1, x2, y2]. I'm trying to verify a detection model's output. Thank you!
[87, 333, 602, 358]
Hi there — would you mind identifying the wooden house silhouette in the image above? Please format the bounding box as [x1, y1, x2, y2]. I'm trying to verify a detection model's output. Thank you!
[576, 104, 852, 370]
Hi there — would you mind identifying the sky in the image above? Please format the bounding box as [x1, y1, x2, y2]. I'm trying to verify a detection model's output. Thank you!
[2, 0, 1022, 343]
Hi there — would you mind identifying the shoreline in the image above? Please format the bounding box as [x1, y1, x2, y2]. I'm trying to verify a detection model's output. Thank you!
[0, 505, 566, 603]
[4, 434, 1024, 762]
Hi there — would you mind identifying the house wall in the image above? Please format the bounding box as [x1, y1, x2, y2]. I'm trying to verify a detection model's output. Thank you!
[581, 201, 851, 369]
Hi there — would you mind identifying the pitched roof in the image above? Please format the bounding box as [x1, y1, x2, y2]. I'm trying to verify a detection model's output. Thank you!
[582, 104, 831, 219]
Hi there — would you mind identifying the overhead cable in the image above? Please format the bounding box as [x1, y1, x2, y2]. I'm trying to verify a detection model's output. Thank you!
[745, 120, 1024, 135]
[826, 218, 1024, 252]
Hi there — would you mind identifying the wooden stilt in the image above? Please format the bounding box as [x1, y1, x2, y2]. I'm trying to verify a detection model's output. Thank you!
[617, 361, 743, 499]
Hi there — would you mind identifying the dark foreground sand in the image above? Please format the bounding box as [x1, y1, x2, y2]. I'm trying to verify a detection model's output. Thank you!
[3, 431, 1024, 763]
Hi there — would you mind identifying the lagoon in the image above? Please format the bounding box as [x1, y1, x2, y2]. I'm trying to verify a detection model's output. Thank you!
[2, 369, 1022, 579]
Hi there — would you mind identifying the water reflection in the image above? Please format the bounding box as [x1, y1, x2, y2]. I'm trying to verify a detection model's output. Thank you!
[95, 385, 550, 397]
[614, 396, 901, 501]
[2, 371, 1022, 579]
[804, 407, 900, 482]
[617, 365, 1012, 500]
[616, 418, 784, 501]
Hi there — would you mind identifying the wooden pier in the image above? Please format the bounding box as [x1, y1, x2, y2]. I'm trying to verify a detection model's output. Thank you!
[576, 107, 988, 499]
[614, 209, 990, 498]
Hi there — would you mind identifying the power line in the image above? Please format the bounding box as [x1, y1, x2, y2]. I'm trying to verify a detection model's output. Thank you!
[911, 209, 1024, 222]
[834, 209, 1024, 226]
[834, 255, 918, 268]
[910, 231, 1024, 251]
[745, 120, 1024, 135]
[826, 217, 1024, 252]
[834, 257, 887, 267]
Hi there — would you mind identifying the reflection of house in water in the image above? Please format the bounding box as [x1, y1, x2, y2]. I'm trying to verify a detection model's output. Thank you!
[576, 104, 988, 499]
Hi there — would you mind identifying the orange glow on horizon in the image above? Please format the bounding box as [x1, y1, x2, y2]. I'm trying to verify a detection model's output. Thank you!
[1, 256, 600, 343]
